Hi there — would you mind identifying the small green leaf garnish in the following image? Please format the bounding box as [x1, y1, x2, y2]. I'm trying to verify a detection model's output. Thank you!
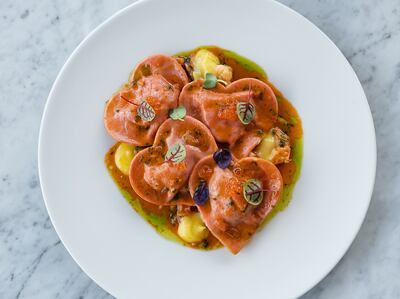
[236, 102, 256, 124]
[169, 106, 186, 121]
[203, 72, 217, 89]
[137, 100, 155, 122]
[243, 179, 264, 205]
[165, 142, 186, 164]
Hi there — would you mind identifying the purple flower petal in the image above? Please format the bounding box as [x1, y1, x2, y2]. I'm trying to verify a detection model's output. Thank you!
[193, 180, 209, 205]
[213, 148, 232, 169]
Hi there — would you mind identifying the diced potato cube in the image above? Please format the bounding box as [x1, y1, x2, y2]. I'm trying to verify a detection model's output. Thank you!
[254, 134, 275, 160]
[254, 128, 291, 164]
[192, 49, 220, 80]
[191, 49, 233, 84]
[215, 64, 233, 83]
[178, 213, 209, 243]
[114, 143, 135, 175]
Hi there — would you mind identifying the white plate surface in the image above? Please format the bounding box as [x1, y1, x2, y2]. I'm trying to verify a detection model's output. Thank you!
[38, 0, 376, 298]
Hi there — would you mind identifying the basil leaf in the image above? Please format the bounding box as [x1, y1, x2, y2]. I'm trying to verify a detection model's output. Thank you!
[203, 72, 217, 89]
[243, 179, 264, 205]
[169, 106, 186, 121]
[137, 100, 156, 122]
[165, 142, 186, 164]
[236, 101, 255, 124]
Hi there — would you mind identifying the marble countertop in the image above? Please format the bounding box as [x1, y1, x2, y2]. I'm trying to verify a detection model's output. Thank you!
[0, 0, 399, 298]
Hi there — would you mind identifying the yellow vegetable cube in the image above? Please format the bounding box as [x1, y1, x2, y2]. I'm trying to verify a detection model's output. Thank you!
[215, 64, 233, 83]
[114, 143, 135, 175]
[192, 49, 220, 80]
[178, 213, 209, 243]
[254, 133, 275, 160]
[254, 128, 291, 164]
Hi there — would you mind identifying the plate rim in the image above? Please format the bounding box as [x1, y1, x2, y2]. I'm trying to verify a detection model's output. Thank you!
[38, 0, 377, 298]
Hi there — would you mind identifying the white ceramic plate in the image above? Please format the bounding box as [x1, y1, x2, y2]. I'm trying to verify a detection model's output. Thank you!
[38, 0, 376, 298]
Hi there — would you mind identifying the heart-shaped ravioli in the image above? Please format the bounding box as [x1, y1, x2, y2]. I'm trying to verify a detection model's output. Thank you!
[179, 78, 278, 158]
[129, 116, 218, 206]
[189, 156, 283, 254]
[104, 55, 189, 146]
[104, 75, 179, 146]
[131, 54, 189, 90]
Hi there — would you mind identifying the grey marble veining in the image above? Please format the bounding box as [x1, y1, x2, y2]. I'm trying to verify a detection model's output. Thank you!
[0, 0, 399, 298]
